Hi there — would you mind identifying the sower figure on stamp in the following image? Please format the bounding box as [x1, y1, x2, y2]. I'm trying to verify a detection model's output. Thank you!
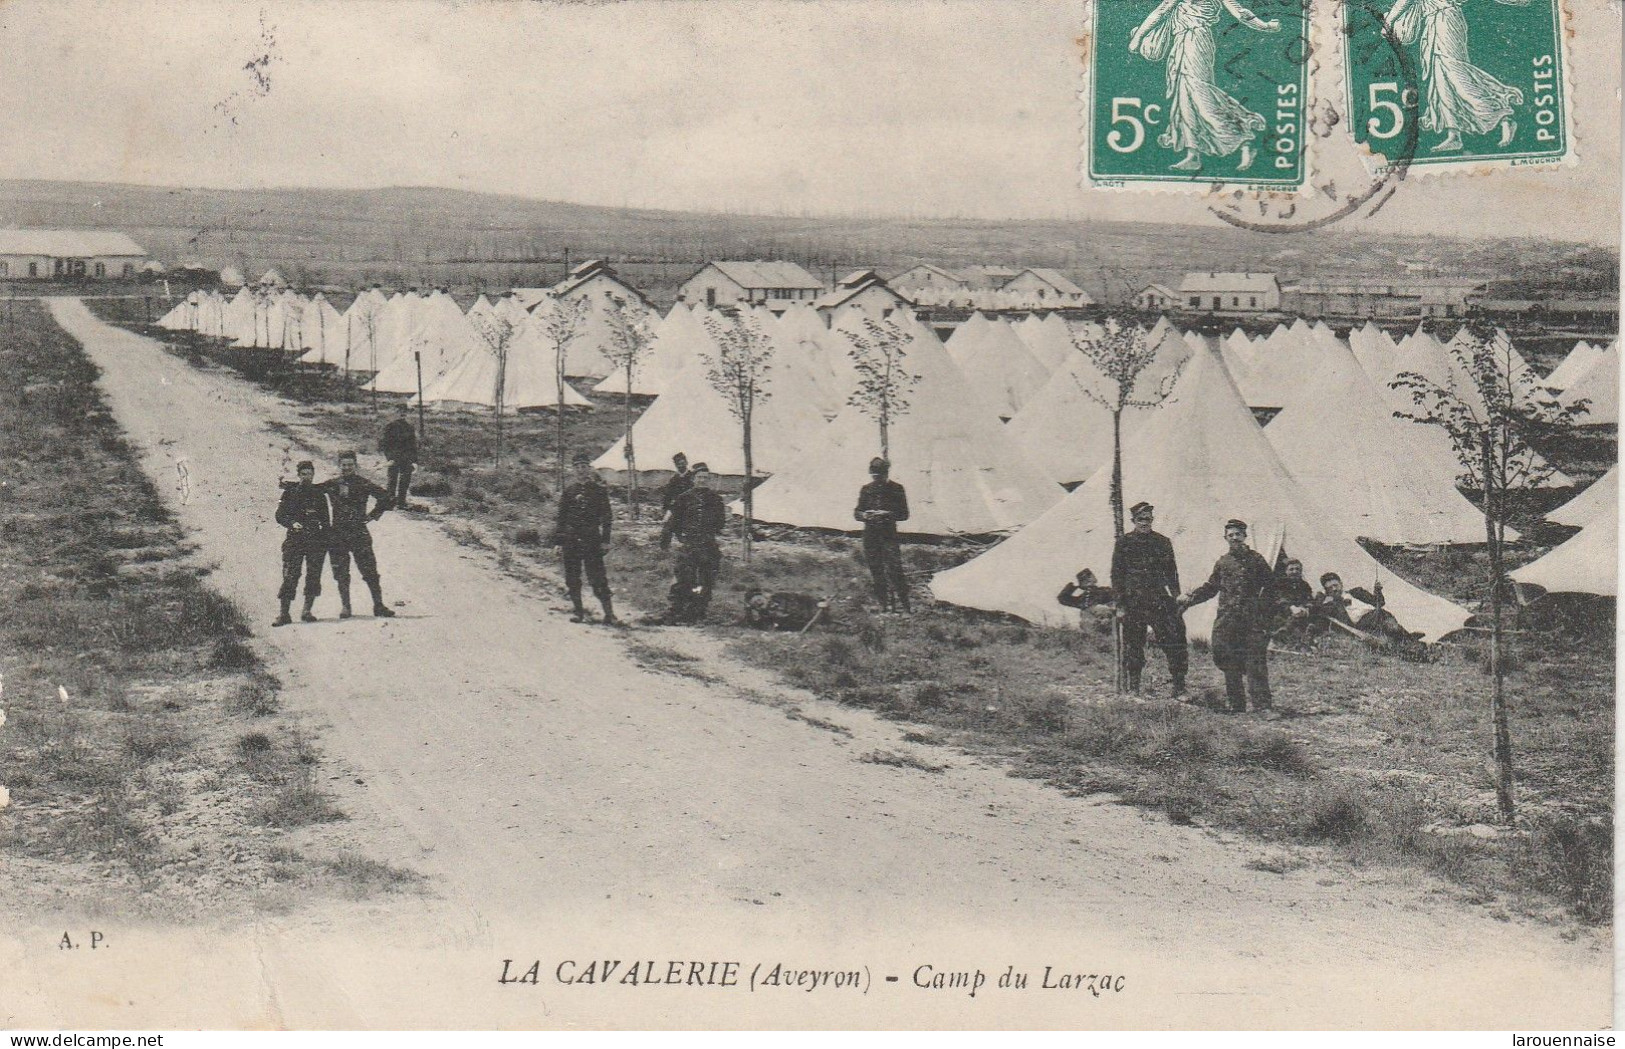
[274, 459, 330, 627]
[659, 462, 726, 624]
[1110, 501, 1188, 697]
[1129, 0, 1281, 172]
[550, 453, 619, 626]
[854, 457, 911, 615]
[321, 450, 395, 619]
[1179, 518, 1276, 716]
[1385, 0, 1523, 152]
[379, 403, 418, 511]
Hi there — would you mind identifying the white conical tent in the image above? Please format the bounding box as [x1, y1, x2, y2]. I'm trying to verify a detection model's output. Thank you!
[341, 290, 390, 374]
[368, 294, 490, 395]
[593, 303, 706, 397]
[593, 309, 828, 478]
[466, 295, 499, 343]
[1241, 321, 1324, 410]
[775, 302, 855, 418]
[156, 299, 190, 329]
[220, 288, 256, 344]
[1545, 341, 1605, 391]
[1013, 314, 1074, 372]
[1511, 509, 1618, 598]
[1349, 321, 1399, 387]
[536, 291, 656, 378]
[944, 313, 1050, 419]
[416, 329, 592, 411]
[1006, 322, 1193, 486]
[930, 343, 1473, 642]
[1265, 336, 1509, 545]
[1546, 467, 1617, 527]
[296, 294, 347, 365]
[1560, 342, 1619, 425]
[744, 309, 1064, 535]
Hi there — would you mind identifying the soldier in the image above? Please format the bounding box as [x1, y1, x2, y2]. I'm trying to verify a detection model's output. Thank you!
[273, 460, 330, 627]
[1179, 519, 1275, 715]
[659, 452, 694, 519]
[1109, 502, 1188, 696]
[550, 453, 619, 625]
[854, 457, 911, 614]
[321, 450, 396, 619]
[379, 403, 418, 511]
[1270, 558, 1317, 645]
[1309, 571, 1355, 636]
[659, 462, 726, 624]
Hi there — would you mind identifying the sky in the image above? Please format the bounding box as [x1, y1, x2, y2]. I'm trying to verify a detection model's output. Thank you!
[0, 0, 1618, 243]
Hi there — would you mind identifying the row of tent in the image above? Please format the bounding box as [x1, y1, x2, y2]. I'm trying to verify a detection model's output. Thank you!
[159, 289, 1615, 623]
[157, 286, 661, 409]
[903, 287, 1092, 311]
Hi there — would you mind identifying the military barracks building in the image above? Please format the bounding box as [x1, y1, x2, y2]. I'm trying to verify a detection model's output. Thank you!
[0, 230, 149, 280]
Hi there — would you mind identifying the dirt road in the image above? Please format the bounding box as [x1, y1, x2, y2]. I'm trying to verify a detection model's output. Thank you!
[1, 299, 1609, 1029]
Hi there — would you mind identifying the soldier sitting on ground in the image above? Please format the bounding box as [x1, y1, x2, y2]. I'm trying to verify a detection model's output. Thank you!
[743, 589, 829, 631]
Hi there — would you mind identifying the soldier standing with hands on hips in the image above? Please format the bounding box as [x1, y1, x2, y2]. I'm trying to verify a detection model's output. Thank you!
[321, 450, 396, 619]
[550, 453, 619, 625]
[274, 459, 330, 627]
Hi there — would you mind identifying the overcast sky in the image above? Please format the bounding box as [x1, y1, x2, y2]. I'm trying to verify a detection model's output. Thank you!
[0, 0, 1617, 243]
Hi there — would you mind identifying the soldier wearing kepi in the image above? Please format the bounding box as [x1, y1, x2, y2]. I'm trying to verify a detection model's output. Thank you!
[854, 457, 911, 614]
[659, 462, 726, 624]
[550, 453, 618, 625]
[321, 450, 396, 619]
[1110, 502, 1188, 696]
[273, 460, 330, 627]
[1179, 518, 1276, 716]
[379, 403, 418, 511]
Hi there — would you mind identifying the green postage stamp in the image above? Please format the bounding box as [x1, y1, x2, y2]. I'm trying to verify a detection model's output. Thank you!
[1084, 0, 1311, 189]
[1344, 0, 1571, 173]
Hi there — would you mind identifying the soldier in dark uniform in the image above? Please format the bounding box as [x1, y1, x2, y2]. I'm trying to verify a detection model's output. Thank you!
[320, 450, 395, 619]
[274, 460, 330, 627]
[659, 462, 726, 624]
[550, 453, 618, 625]
[1179, 519, 1275, 715]
[379, 403, 418, 511]
[1109, 502, 1188, 696]
[854, 457, 911, 614]
[1270, 558, 1316, 645]
[659, 452, 694, 519]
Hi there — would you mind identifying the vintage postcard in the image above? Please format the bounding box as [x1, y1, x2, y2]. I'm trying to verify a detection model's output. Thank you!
[0, 0, 1617, 1035]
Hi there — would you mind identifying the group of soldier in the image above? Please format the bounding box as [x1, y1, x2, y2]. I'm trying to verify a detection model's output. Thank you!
[544, 449, 912, 626]
[1059, 501, 1385, 716]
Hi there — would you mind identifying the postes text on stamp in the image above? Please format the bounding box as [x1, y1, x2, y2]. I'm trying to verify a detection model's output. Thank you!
[1085, 0, 1311, 189]
[1343, 0, 1570, 173]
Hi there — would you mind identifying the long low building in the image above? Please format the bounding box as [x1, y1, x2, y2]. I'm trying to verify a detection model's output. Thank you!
[0, 230, 148, 279]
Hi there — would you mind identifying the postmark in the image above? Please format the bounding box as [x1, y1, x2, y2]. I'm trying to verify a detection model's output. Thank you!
[1084, 0, 1312, 190]
[1343, 0, 1571, 174]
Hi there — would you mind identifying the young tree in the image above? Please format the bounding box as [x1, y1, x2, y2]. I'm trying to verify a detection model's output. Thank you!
[484, 313, 519, 470]
[600, 291, 656, 518]
[535, 293, 591, 497]
[841, 315, 920, 460]
[1391, 326, 1589, 824]
[701, 309, 776, 565]
[1071, 318, 1185, 692]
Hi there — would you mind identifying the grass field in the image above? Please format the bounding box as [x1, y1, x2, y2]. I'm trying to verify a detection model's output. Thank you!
[0, 301, 422, 920]
[89, 299, 1616, 928]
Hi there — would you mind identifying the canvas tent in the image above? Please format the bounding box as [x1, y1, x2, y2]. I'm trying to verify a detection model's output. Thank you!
[1265, 337, 1506, 545]
[743, 309, 1064, 535]
[930, 342, 1473, 642]
[1511, 510, 1618, 599]
[1546, 467, 1617, 527]
[944, 313, 1050, 420]
[416, 330, 592, 411]
[1559, 342, 1620, 425]
[593, 309, 828, 478]
[1545, 341, 1605, 392]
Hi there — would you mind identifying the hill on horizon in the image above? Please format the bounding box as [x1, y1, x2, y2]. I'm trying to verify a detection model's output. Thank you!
[0, 179, 1613, 305]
